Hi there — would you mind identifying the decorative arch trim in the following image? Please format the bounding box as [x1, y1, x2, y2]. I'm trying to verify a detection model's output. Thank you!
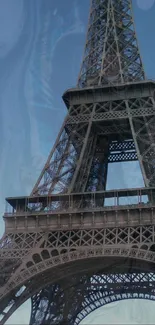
[75, 293, 155, 324]
[2, 246, 155, 301]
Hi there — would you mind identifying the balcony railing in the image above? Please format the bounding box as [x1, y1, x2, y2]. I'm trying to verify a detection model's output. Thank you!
[4, 187, 155, 216]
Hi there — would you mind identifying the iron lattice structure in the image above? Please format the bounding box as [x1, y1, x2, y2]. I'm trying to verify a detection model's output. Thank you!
[78, 0, 145, 87]
[0, 0, 155, 324]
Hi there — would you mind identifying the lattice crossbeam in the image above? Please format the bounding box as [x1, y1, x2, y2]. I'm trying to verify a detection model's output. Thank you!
[30, 272, 155, 325]
[30, 82, 155, 195]
[0, 0, 155, 324]
[78, 0, 145, 87]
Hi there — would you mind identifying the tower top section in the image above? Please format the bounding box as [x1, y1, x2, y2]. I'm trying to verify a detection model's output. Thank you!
[77, 0, 146, 88]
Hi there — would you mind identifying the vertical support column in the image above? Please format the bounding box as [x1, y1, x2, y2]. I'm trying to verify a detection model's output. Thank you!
[68, 105, 96, 193]
[125, 99, 149, 187]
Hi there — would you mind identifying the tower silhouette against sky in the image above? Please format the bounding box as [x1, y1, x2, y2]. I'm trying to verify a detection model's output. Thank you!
[1, 0, 155, 324]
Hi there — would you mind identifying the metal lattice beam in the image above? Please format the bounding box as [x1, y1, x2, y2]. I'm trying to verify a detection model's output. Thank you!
[31, 81, 155, 195]
[30, 272, 155, 325]
[78, 0, 145, 87]
[0, 0, 155, 324]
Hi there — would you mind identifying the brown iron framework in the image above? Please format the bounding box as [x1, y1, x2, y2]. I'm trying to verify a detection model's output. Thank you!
[0, 0, 155, 324]
[77, 0, 145, 87]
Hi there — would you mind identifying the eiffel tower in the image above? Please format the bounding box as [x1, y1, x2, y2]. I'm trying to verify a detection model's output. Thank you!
[1, 0, 155, 324]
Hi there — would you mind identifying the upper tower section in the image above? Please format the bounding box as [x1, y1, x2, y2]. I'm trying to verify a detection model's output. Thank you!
[77, 0, 146, 88]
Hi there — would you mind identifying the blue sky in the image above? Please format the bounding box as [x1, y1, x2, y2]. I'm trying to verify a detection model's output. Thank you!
[0, 0, 155, 323]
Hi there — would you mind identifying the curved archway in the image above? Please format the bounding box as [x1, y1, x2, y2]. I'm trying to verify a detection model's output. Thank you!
[75, 291, 155, 324]
[3, 246, 155, 299]
[1, 248, 155, 324]
[79, 299, 155, 325]
[30, 271, 155, 325]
